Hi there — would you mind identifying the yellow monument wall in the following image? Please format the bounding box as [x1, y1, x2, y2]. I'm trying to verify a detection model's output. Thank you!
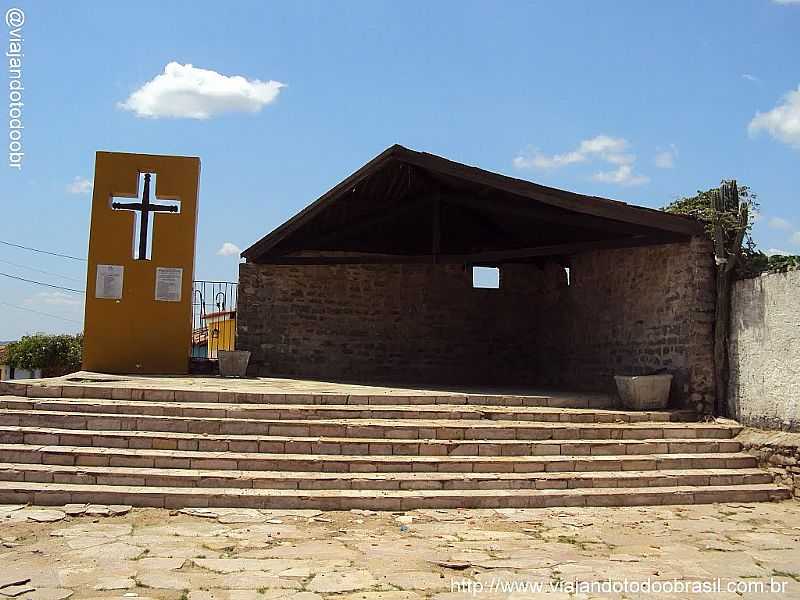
[82, 151, 200, 374]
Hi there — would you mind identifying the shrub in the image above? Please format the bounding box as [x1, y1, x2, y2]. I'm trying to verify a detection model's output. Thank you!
[6, 333, 83, 377]
[663, 182, 799, 279]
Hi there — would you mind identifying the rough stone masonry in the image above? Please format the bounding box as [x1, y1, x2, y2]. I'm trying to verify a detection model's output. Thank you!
[238, 237, 716, 412]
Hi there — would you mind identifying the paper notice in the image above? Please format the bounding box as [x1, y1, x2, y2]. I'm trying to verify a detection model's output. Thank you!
[155, 267, 183, 302]
[95, 265, 124, 300]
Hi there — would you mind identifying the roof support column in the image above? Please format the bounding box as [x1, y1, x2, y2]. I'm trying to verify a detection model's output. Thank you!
[432, 192, 441, 263]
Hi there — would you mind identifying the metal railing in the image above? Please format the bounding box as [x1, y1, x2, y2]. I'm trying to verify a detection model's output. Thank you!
[191, 281, 238, 360]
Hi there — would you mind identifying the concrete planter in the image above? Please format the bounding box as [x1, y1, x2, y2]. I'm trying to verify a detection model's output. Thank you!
[614, 374, 673, 411]
[218, 350, 251, 378]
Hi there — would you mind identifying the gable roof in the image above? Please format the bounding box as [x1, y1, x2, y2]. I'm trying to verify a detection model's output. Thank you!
[243, 145, 703, 264]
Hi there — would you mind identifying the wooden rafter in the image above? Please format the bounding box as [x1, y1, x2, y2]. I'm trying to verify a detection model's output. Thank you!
[255, 234, 681, 266]
[242, 145, 704, 262]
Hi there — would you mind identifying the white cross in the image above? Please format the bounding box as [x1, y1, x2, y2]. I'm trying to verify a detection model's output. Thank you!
[111, 172, 181, 260]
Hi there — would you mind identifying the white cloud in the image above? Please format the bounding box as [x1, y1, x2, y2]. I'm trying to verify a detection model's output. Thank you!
[748, 85, 800, 148]
[513, 135, 635, 170]
[767, 216, 794, 231]
[119, 62, 285, 119]
[515, 135, 651, 187]
[576, 136, 635, 164]
[773, 0, 800, 4]
[654, 152, 673, 169]
[26, 292, 82, 308]
[742, 74, 760, 83]
[766, 248, 792, 256]
[217, 242, 242, 257]
[654, 144, 678, 169]
[591, 165, 650, 187]
[792, 231, 800, 246]
[512, 150, 583, 170]
[66, 176, 92, 194]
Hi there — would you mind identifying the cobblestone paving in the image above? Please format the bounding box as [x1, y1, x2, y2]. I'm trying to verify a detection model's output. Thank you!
[1, 501, 799, 599]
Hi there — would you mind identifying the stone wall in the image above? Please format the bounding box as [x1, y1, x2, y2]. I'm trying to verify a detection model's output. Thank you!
[729, 270, 800, 431]
[737, 428, 800, 498]
[558, 237, 715, 412]
[238, 237, 715, 410]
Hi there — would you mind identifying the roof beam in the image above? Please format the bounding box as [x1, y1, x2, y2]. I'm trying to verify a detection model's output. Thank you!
[241, 147, 403, 260]
[432, 192, 441, 262]
[396, 148, 704, 236]
[253, 234, 681, 265]
[452, 235, 678, 263]
[291, 194, 429, 251]
[441, 191, 661, 236]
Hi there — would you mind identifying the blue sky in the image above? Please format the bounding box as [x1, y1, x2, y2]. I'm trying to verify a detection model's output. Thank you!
[1, 0, 798, 340]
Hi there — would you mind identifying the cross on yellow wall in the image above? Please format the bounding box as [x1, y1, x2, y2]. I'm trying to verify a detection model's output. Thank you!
[111, 172, 181, 261]
[83, 151, 200, 374]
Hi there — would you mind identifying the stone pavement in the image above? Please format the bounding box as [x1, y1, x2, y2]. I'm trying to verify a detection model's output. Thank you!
[1, 501, 799, 599]
[2, 371, 614, 403]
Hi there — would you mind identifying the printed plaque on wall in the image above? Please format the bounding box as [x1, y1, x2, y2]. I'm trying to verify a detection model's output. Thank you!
[95, 264, 124, 300]
[155, 267, 183, 302]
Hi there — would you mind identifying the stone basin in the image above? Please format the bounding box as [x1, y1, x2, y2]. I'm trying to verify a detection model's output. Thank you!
[614, 374, 673, 410]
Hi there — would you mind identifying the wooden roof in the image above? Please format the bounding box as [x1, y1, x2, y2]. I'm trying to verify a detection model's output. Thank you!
[243, 145, 704, 265]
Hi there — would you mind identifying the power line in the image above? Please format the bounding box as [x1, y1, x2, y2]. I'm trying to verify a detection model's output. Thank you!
[0, 258, 84, 283]
[0, 239, 86, 262]
[0, 300, 83, 325]
[0, 271, 85, 294]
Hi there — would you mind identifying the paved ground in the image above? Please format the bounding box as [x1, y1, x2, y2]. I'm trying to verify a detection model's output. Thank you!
[12, 371, 612, 402]
[1, 501, 799, 599]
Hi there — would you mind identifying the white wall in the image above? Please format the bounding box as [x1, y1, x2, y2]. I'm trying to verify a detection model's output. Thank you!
[729, 270, 800, 430]
[0, 365, 42, 380]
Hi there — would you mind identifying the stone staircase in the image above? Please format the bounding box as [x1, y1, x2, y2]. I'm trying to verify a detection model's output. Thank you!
[0, 380, 790, 509]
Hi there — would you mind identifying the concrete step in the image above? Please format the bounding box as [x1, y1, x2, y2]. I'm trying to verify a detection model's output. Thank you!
[0, 396, 693, 423]
[0, 409, 739, 440]
[0, 381, 783, 510]
[0, 426, 743, 456]
[0, 480, 789, 509]
[0, 444, 759, 473]
[0, 462, 774, 491]
[0, 381, 618, 408]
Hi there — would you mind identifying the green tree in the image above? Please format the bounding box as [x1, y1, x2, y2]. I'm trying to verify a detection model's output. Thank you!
[664, 182, 799, 278]
[663, 181, 799, 416]
[663, 180, 757, 276]
[664, 181, 750, 416]
[6, 333, 83, 377]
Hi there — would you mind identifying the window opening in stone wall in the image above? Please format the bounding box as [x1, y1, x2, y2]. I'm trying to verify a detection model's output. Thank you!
[472, 266, 500, 289]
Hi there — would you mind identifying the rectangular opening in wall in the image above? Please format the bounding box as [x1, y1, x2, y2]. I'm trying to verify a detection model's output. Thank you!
[472, 266, 500, 289]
